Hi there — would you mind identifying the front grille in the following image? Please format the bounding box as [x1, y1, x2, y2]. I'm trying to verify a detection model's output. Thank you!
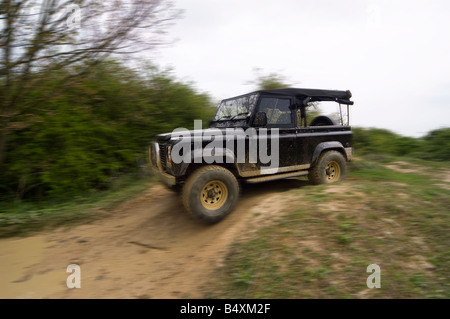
[159, 144, 167, 171]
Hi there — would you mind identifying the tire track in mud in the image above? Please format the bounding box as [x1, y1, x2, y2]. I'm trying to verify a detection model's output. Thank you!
[0, 179, 305, 299]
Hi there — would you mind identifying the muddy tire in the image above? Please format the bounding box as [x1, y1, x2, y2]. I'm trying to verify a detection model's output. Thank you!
[309, 151, 347, 185]
[182, 166, 239, 223]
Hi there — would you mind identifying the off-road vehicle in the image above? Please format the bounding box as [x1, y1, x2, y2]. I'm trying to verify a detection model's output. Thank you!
[149, 88, 354, 223]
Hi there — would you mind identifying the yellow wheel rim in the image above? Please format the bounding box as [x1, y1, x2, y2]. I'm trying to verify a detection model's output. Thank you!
[325, 161, 341, 182]
[200, 180, 228, 210]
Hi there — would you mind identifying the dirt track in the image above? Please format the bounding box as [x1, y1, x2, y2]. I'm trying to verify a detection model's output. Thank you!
[0, 180, 304, 299]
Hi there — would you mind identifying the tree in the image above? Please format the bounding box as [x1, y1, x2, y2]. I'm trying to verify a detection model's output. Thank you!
[250, 68, 291, 90]
[0, 0, 180, 167]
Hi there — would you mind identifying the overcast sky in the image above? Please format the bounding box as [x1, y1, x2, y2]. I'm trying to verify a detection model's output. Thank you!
[154, 0, 450, 137]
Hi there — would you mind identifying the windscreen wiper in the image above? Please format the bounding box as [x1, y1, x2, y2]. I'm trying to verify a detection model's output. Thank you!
[216, 115, 232, 121]
[230, 112, 249, 120]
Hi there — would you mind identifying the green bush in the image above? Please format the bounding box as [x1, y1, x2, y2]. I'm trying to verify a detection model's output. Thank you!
[353, 127, 450, 161]
[0, 61, 215, 201]
[418, 128, 450, 161]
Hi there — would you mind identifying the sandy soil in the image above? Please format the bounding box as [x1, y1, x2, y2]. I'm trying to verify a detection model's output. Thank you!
[0, 179, 304, 299]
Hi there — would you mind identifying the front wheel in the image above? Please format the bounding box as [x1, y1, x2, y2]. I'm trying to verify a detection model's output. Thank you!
[182, 166, 239, 223]
[309, 151, 347, 185]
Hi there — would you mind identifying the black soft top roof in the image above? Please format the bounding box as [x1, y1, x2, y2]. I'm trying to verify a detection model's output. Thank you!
[255, 88, 354, 105]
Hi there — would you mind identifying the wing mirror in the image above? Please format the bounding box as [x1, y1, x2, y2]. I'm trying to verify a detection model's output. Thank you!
[253, 111, 267, 127]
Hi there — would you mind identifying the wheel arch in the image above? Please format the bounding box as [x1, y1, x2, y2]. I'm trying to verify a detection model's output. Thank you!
[178, 147, 239, 179]
[311, 141, 347, 167]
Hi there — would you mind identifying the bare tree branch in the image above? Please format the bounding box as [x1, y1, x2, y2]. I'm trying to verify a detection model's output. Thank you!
[0, 0, 181, 166]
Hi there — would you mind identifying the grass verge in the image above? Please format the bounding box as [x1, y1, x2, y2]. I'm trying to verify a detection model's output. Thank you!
[204, 156, 450, 299]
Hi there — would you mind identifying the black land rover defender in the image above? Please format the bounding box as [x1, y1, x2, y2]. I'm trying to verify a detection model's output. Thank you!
[149, 88, 354, 223]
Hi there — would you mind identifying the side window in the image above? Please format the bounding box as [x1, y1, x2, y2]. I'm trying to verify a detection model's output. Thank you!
[259, 97, 292, 125]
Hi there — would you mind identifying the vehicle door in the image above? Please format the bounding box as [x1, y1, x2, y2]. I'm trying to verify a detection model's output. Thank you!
[256, 95, 297, 170]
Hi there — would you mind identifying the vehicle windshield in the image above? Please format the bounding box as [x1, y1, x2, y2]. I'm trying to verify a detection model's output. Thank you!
[214, 93, 259, 121]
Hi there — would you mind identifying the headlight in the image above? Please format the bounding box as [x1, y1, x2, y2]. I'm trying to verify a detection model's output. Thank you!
[167, 145, 173, 169]
[167, 145, 172, 163]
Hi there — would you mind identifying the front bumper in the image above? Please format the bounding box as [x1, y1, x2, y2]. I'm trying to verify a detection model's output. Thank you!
[149, 142, 176, 187]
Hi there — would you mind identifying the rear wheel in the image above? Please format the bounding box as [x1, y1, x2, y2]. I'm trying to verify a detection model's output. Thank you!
[182, 166, 239, 223]
[309, 151, 347, 185]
